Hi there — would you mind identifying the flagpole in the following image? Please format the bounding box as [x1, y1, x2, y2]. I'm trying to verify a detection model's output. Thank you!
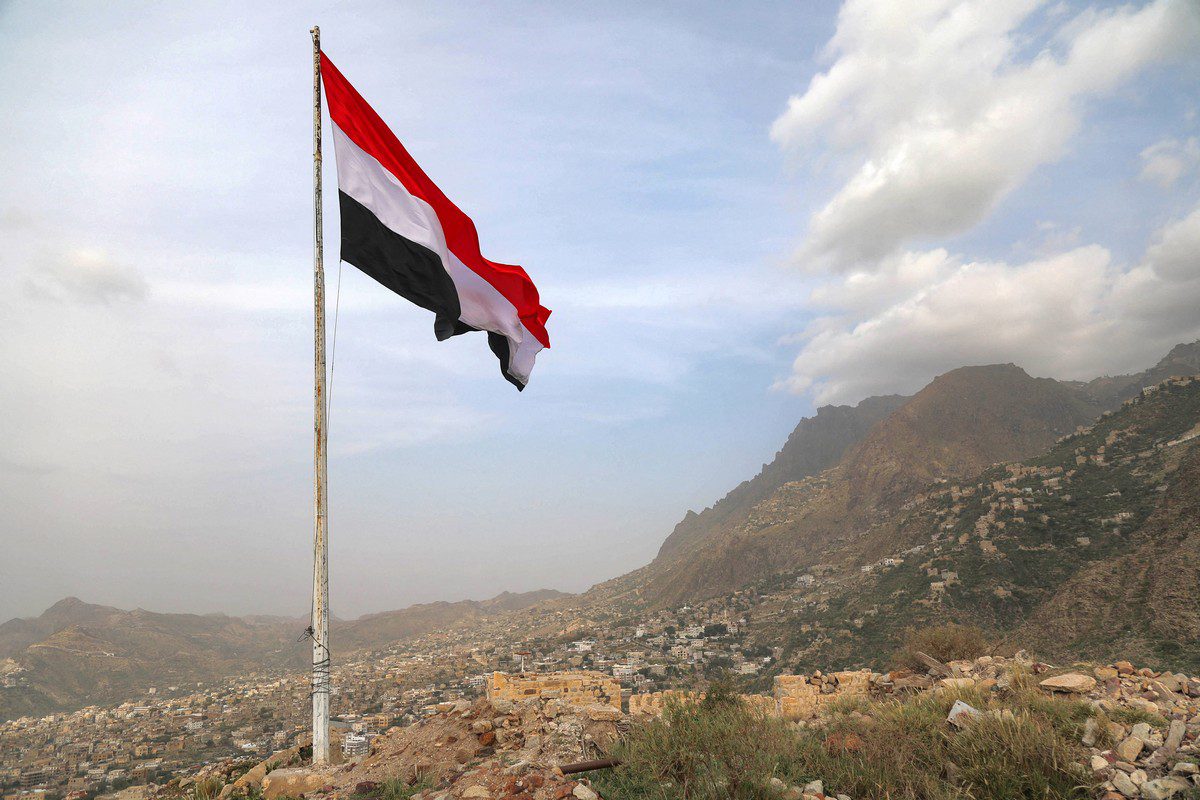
[309, 24, 331, 768]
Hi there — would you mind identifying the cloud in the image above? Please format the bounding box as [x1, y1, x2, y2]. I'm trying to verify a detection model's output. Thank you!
[24, 248, 148, 305]
[1139, 137, 1200, 188]
[771, 0, 1200, 270]
[779, 202, 1200, 405]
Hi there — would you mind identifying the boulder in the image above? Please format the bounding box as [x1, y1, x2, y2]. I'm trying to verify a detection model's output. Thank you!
[1115, 736, 1145, 762]
[1143, 776, 1192, 800]
[572, 785, 600, 800]
[1111, 769, 1138, 796]
[1040, 673, 1097, 694]
[260, 768, 331, 800]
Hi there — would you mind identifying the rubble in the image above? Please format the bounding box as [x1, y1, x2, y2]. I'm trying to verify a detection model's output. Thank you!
[223, 695, 622, 800]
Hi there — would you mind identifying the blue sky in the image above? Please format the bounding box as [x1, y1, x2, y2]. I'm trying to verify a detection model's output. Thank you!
[1, 0, 1198, 620]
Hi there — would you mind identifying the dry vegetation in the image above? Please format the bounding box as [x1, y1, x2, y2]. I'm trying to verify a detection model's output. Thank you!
[596, 684, 1099, 800]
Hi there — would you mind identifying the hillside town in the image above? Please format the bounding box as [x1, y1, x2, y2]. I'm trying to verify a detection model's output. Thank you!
[0, 595, 775, 798]
[7, 374, 1200, 799]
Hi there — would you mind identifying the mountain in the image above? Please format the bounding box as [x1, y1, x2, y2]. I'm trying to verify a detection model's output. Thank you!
[0, 604, 302, 721]
[636, 364, 1105, 607]
[1077, 341, 1200, 408]
[0, 597, 123, 659]
[624, 343, 1200, 609]
[336, 589, 570, 651]
[0, 588, 571, 721]
[655, 394, 908, 563]
[741, 372, 1200, 673]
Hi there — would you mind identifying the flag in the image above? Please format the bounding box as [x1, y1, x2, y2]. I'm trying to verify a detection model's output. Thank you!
[320, 52, 551, 390]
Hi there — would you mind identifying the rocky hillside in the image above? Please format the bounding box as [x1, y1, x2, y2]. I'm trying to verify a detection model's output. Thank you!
[625, 343, 1200, 609]
[746, 374, 1200, 674]
[0, 589, 571, 721]
[0, 600, 302, 721]
[637, 364, 1104, 607]
[336, 590, 571, 651]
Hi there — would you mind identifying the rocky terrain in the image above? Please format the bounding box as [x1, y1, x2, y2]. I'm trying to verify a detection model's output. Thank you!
[139, 652, 1200, 800]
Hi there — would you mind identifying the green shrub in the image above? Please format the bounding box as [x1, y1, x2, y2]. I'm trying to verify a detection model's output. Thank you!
[190, 778, 225, 800]
[380, 778, 430, 800]
[597, 693, 792, 799]
[893, 623, 991, 671]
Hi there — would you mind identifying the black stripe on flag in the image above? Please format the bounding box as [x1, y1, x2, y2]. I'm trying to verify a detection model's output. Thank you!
[487, 331, 526, 391]
[338, 191, 462, 327]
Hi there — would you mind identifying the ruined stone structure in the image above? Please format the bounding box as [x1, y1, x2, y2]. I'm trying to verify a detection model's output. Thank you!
[486, 671, 620, 709]
[627, 690, 704, 716]
[774, 669, 872, 720]
[626, 669, 872, 720]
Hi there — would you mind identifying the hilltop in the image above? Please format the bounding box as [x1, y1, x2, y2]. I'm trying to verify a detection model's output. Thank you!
[0, 589, 571, 721]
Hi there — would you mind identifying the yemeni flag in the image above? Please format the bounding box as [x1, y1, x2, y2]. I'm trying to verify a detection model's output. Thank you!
[320, 52, 551, 389]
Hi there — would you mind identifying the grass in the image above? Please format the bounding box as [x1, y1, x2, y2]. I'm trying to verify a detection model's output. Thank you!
[380, 777, 433, 800]
[189, 777, 225, 800]
[595, 683, 1098, 800]
[1108, 705, 1169, 728]
[892, 623, 992, 671]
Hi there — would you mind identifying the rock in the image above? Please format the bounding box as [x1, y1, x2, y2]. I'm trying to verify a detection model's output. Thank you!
[1111, 769, 1139, 796]
[947, 699, 982, 728]
[1172, 762, 1198, 775]
[1143, 776, 1191, 800]
[584, 704, 623, 722]
[1159, 674, 1187, 693]
[354, 781, 381, 795]
[1083, 717, 1100, 746]
[1165, 720, 1186, 752]
[939, 677, 975, 690]
[572, 785, 599, 800]
[1040, 673, 1097, 694]
[802, 779, 824, 795]
[1097, 666, 1120, 681]
[1117, 661, 1136, 675]
[1116, 736, 1146, 762]
[260, 768, 331, 800]
[461, 787, 492, 799]
[470, 720, 493, 734]
[1132, 723, 1153, 740]
[1093, 754, 1114, 773]
[769, 777, 787, 793]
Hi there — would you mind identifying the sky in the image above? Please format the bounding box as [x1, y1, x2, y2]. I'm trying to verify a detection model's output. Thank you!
[1, 0, 1198, 622]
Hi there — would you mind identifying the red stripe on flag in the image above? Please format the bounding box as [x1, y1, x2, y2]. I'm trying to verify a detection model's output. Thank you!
[320, 52, 551, 348]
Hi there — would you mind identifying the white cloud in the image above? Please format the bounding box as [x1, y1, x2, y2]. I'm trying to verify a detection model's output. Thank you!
[24, 248, 148, 305]
[772, 0, 1200, 270]
[1139, 137, 1200, 188]
[779, 203, 1200, 405]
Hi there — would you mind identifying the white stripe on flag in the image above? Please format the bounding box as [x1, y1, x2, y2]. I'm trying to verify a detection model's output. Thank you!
[330, 122, 543, 381]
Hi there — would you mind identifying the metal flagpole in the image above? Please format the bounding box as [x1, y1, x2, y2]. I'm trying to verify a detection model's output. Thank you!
[309, 24, 331, 767]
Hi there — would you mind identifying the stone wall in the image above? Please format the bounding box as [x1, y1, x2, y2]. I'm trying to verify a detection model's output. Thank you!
[627, 690, 776, 717]
[626, 671, 871, 720]
[627, 690, 704, 716]
[774, 670, 872, 720]
[486, 671, 620, 709]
